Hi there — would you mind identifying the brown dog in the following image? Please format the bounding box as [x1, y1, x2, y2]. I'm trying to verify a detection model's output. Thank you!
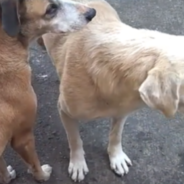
[0, 0, 96, 183]
[38, 0, 184, 182]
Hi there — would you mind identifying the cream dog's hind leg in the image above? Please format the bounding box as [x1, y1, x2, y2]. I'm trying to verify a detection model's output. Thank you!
[108, 116, 132, 176]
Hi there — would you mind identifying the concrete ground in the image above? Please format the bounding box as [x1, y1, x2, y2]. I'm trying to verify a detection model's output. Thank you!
[6, 0, 184, 184]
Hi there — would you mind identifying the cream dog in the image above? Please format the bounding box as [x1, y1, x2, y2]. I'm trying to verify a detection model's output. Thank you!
[38, 0, 184, 182]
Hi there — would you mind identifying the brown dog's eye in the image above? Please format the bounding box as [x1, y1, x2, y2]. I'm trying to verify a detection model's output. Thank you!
[45, 3, 58, 17]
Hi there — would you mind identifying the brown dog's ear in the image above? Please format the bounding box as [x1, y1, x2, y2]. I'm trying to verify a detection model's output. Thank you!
[139, 69, 181, 117]
[1, 0, 20, 37]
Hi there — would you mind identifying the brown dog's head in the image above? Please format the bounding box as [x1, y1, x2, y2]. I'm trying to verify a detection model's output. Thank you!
[0, 0, 96, 38]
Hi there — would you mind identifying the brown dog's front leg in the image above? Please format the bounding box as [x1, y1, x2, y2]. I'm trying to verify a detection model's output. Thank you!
[0, 156, 16, 184]
[0, 133, 16, 184]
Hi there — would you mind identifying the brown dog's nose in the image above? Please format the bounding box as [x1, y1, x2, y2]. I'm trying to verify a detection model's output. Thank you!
[84, 8, 96, 22]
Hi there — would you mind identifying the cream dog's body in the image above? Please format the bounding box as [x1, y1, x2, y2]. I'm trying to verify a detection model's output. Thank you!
[39, 0, 184, 182]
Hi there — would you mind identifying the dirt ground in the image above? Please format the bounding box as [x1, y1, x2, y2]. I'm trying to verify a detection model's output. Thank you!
[6, 0, 184, 184]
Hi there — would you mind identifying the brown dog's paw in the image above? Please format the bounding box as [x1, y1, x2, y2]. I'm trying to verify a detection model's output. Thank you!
[1, 166, 17, 184]
[40, 164, 52, 181]
[28, 164, 52, 181]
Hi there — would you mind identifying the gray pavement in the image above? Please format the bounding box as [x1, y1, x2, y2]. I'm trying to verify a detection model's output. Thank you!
[7, 0, 184, 184]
